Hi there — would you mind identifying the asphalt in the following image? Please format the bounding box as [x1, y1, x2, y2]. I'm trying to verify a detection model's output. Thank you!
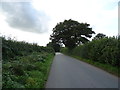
[45, 53, 118, 88]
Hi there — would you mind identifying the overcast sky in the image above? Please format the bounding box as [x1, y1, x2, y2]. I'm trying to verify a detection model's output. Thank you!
[0, 0, 119, 46]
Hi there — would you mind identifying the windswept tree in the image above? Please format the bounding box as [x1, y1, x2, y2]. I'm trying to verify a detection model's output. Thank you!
[50, 19, 95, 49]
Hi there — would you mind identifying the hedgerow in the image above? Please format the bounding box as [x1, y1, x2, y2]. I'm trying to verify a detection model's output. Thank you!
[61, 36, 119, 67]
[1, 36, 55, 88]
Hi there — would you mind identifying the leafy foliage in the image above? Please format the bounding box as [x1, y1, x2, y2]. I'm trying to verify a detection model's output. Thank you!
[61, 36, 119, 67]
[47, 42, 61, 52]
[93, 33, 106, 40]
[50, 19, 95, 49]
[2, 36, 55, 88]
[2, 36, 55, 61]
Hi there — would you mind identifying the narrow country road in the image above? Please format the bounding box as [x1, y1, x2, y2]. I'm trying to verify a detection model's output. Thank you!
[46, 53, 118, 88]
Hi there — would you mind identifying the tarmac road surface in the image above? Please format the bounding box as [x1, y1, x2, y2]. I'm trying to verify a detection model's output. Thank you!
[46, 53, 118, 88]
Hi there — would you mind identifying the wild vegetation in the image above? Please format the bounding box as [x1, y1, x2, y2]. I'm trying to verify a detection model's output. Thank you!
[2, 18, 119, 88]
[61, 36, 119, 76]
[49, 19, 95, 50]
[47, 42, 61, 52]
[49, 19, 119, 76]
[2, 36, 55, 88]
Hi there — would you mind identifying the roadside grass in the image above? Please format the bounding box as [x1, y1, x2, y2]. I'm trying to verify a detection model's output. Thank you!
[3, 52, 54, 88]
[63, 53, 119, 77]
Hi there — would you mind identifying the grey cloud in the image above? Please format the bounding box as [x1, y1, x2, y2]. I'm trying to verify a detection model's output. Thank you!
[1, 2, 49, 33]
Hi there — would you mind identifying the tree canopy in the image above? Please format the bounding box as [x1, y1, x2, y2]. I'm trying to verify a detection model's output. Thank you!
[47, 42, 60, 52]
[93, 33, 106, 40]
[50, 19, 95, 49]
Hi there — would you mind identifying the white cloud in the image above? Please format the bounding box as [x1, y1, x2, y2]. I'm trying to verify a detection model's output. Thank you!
[0, 0, 119, 46]
[32, 0, 118, 36]
[1, 2, 49, 33]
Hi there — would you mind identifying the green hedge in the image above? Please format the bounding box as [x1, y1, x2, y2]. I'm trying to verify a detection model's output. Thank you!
[1, 36, 55, 88]
[2, 36, 55, 61]
[61, 37, 119, 67]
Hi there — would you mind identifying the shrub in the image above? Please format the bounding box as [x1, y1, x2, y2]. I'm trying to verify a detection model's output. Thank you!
[61, 36, 119, 67]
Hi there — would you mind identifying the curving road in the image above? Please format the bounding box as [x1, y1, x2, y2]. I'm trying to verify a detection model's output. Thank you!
[46, 53, 118, 88]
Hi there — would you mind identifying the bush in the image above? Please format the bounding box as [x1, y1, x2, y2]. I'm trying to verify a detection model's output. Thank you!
[61, 36, 119, 67]
[2, 36, 55, 61]
[2, 36, 55, 88]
